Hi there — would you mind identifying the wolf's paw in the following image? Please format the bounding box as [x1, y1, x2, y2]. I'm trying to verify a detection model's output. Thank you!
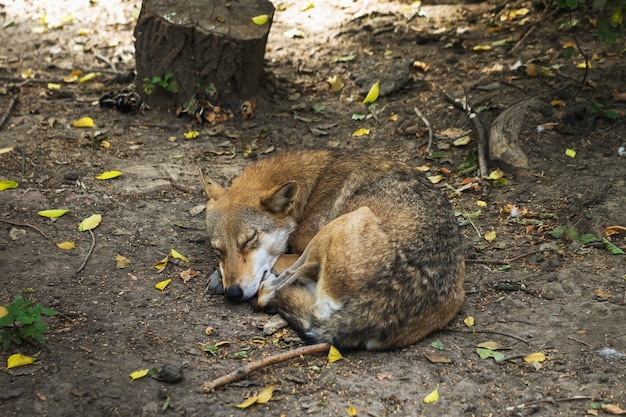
[256, 281, 275, 308]
[205, 270, 224, 295]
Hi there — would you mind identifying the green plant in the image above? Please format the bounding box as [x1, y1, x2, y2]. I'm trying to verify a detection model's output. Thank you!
[0, 296, 57, 350]
[556, 0, 625, 43]
[143, 72, 178, 94]
[589, 102, 620, 119]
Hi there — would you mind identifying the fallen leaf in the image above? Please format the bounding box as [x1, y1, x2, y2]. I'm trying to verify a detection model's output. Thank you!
[412, 60, 430, 72]
[180, 268, 199, 283]
[154, 256, 169, 272]
[127, 273, 138, 280]
[326, 75, 344, 93]
[476, 348, 505, 361]
[477, 341, 505, 350]
[352, 128, 370, 137]
[184, 130, 200, 139]
[594, 288, 611, 299]
[0, 306, 8, 318]
[603, 404, 626, 415]
[453, 135, 471, 146]
[484, 231, 496, 243]
[7, 353, 35, 369]
[362, 81, 380, 104]
[0, 147, 14, 154]
[605, 225, 626, 236]
[256, 385, 274, 404]
[115, 254, 131, 269]
[129, 368, 149, 380]
[486, 168, 504, 180]
[523, 352, 546, 363]
[47, 83, 61, 90]
[0, 180, 19, 190]
[431, 340, 445, 350]
[78, 214, 102, 231]
[576, 61, 591, 69]
[328, 345, 345, 363]
[56, 241, 75, 250]
[171, 248, 189, 262]
[376, 374, 392, 380]
[235, 396, 258, 409]
[424, 353, 452, 364]
[550, 99, 565, 107]
[78, 72, 99, 83]
[72, 117, 95, 128]
[423, 387, 439, 403]
[155, 279, 171, 291]
[476, 200, 487, 207]
[251, 14, 268, 25]
[565, 148, 576, 158]
[472, 45, 492, 51]
[464, 316, 475, 327]
[428, 175, 444, 184]
[37, 209, 70, 218]
[347, 406, 358, 416]
[95, 170, 123, 180]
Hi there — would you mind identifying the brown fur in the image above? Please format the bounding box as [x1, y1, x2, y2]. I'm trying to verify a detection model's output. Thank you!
[201, 150, 465, 351]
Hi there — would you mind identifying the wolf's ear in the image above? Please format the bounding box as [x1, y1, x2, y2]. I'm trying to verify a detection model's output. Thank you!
[199, 169, 227, 201]
[261, 181, 299, 214]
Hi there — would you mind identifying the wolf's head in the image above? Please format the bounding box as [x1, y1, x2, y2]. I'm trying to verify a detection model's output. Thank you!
[200, 170, 298, 302]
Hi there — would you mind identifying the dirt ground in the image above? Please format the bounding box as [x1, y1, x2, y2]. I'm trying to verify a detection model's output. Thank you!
[1, 0, 625, 416]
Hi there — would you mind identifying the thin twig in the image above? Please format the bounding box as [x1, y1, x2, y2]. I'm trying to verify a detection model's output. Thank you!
[510, 7, 559, 55]
[568, 10, 589, 100]
[506, 396, 593, 411]
[465, 249, 548, 265]
[202, 343, 331, 392]
[567, 336, 593, 348]
[0, 218, 48, 239]
[94, 53, 117, 72]
[451, 329, 531, 345]
[444, 93, 488, 178]
[75, 229, 96, 276]
[413, 106, 434, 154]
[0, 93, 18, 130]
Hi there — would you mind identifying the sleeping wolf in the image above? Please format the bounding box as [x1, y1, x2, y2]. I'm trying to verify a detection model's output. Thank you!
[200, 150, 465, 350]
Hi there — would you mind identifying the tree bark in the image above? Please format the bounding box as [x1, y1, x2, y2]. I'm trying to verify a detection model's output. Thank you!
[134, 0, 274, 110]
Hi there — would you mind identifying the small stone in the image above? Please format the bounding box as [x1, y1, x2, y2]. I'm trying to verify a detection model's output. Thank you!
[263, 314, 288, 335]
[155, 363, 184, 383]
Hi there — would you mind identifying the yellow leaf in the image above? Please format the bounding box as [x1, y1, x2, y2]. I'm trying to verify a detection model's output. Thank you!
[472, 45, 492, 51]
[477, 341, 504, 350]
[129, 368, 149, 380]
[77, 28, 91, 35]
[78, 72, 99, 83]
[476, 200, 487, 207]
[328, 345, 345, 363]
[389, 114, 398, 122]
[484, 231, 496, 243]
[171, 248, 189, 263]
[0, 180, 18, 190]
[154, 255, 169, 271]
[56, 241, 76, 250]
[524, 352, 546, 363]
[424, 353, 452, 364]
[115, 254, 131, 269]
[301, 2, 314, 11]
[453, 135, 471, 146]
[7, 353, 35, 369]
[464, 316, 475, 327]
[415, 165, 430, 173]
[37, 209, 70, 218]
[362, 81, 380, 104]
[427, 175, 444, 184]
[603, 404, 626, 415]
[0, 146, 14, 154]
[576, 61, 591, 69]
[352, 128, 370, 137]
[486, 168, 504, 180]
[256, 385, 274, 404]
[563, 41, 576, 48]
[155, 279, 172, 291]
[184, 130, 199, 139]
[251, 14, 269, 25]
[605, 225, 626, 236]
[235, 396, 258, 409]
[588, 409, 599, 416]
[47, 83, 61, 90]
[550, 99, 565, 107]
[64, 69, 83, 83]
[0, 306, 8, 318]
[565, 148, 576, 158]
[95, 170, 123, 180]
[423, 387, 439, 404]
[72, 117, 95, 128]
[326, 75, 344, 93]
[100, 140, 111, 150]
[78, 214, 102, 231]
[21, 69, 34, 79]
[347, 406, 358, 416]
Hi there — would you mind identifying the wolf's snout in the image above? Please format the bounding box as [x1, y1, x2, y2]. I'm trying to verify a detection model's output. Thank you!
[224, 285, 244, 302]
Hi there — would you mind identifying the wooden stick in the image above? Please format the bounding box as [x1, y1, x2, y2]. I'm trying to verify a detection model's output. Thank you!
[0, 93, 18, 130]
[75, 230, 96, 276]
[451, 329, 531, 345]
[0, 218, 48, 239]
[506, 396, 593, 411]
[202, 343, 331, 392]
[464, 249, 548, 265]
[413, 106, 434, 154]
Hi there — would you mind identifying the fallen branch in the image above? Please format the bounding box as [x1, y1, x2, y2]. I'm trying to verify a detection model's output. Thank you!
[202, 343, 331, 392]
[464, 249, 548, 265]
[75, 230, 96, 276]
[506, 396, 593, 411]
[0, 218, 48, 239]
[444, 93, 488, 178]
[451, 329, 531, 345]
[0, 93, 19, 131]
[413, 106, 434, 154]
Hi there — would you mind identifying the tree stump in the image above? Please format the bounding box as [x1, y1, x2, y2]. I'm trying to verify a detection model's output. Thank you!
[134, 0, 274, 111]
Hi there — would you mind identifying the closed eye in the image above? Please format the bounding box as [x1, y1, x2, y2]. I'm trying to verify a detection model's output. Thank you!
[244, 231, 258, 248]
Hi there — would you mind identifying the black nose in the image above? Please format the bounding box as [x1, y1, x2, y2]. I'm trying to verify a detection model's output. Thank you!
[224, 285, 244, 302]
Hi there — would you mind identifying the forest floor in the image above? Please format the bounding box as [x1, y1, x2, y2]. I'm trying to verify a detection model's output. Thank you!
[0, 0, 625, 416]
